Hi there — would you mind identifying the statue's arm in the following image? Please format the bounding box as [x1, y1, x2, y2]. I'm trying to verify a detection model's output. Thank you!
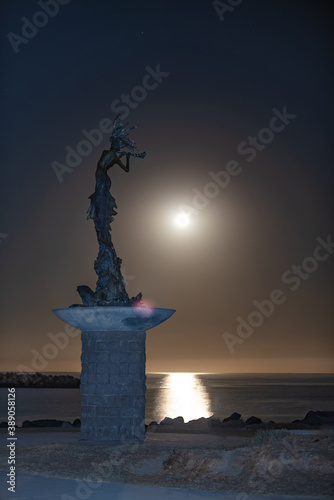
[115, 153, 131, 173]
[96, 150, 131, 173]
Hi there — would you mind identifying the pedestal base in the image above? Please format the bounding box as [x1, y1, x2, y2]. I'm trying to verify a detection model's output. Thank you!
[52, 307, 175, 442]
[80, 330, 146, 442]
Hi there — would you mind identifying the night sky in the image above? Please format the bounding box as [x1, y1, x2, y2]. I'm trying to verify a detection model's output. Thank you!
[0, 0, 333, 373]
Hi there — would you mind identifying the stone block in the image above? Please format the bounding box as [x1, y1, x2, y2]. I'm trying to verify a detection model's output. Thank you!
[94, 383, 111, 394]
[95, 416, 130, 428]
[118, 395, 133, 407]
[132, 395, 146, 407]
[93, 373, 109, 384]
[81, 405, 96, 418]
[100, 395, 121, 406]
[126, 340, 145, 352]
[132, 416, 145, 427]
[109, 352, 123, 362]
[80, 394, 91, 406]
[113, 383, 132, 396]
[82, 352, 99, 362]
[122, 352, 145, 363]
[131, 384, 146, 396]
[96, 425, 118, 441]
[96, 363, 109, 374]
[95, 406, 120, 417]
[132, 409, 146, 419]
[82, 339, 98, 351]
[81, 416, 96, 429]
[109, 373, 133, 385]
[80, 352, 89, 362]
[94, 331, 124, 341]
[87, 373, 97, 383]
[80, 373, 89, 383]
[81, 383, 96, 394]
[81, 427, 97, 440]
[87, 331, 116, 341]
[119, 362, 129, 374]
[94, 352, 110, 362]
[84, 363, 97, 374]
[96, 340, 121, 352]
[121, 406, 136, 418]
[129, 373, 146, 385]
[128, 362, 145, 374]
[80, 394, 98, 407]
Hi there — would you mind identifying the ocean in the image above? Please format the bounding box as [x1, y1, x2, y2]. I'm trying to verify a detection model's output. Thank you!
[1, 373, 333, 426]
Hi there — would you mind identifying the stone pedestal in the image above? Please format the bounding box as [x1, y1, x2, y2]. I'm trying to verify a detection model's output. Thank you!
[80, 330, 146, 441]
[53, 306, 175, 442]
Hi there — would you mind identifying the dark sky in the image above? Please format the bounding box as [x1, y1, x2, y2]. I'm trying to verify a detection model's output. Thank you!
[0, 0, 333, 373]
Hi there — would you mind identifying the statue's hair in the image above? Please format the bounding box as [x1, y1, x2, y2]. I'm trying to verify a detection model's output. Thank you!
[109, 115, 143, 160]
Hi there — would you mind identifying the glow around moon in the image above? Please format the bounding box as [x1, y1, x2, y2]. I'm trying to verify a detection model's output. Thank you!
[175, 213, 190, 227]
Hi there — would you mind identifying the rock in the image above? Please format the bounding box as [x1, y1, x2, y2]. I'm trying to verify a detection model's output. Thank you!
[245, 416, 262, 425]
[77, 285, 98, 306]
[22, 419, 65, 428]
[147, 421, 158, 429]
[61, 421, 73, 428]
[223, 412, 241, 423]
[303, 410, 334, 426]
[313, 411, 334, 423]
[303, 411, 322, 425]
[188, 417, 208, 424]
[208, 417, 222, 427]
[0, 372, 80, 388]
[73, 418, 81, 427]
[22, 420, 34, 428]
[160, 416, 184, 425]
[146, 421, 158, 433]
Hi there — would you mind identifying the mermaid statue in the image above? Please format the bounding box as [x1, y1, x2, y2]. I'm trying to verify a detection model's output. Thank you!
[75, 116, 146, 307]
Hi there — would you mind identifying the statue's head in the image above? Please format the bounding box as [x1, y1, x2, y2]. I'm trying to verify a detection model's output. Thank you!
[109, 136, 122, 152]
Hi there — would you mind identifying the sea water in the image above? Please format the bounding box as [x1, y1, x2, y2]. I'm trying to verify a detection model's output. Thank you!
[0, 373, 333, 426]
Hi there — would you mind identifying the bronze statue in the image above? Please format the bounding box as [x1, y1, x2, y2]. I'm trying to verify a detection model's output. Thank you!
[76, 116, 146, 307]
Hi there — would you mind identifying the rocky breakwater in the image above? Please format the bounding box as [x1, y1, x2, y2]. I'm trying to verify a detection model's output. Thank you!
[0, 372, 80, 388]
[147, 410, 334, 432]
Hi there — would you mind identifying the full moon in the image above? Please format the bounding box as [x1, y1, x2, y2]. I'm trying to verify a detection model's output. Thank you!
[175, 213, 190, 227]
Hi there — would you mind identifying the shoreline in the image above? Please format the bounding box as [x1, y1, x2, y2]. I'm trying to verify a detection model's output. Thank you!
[1, 410, 333, 432]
